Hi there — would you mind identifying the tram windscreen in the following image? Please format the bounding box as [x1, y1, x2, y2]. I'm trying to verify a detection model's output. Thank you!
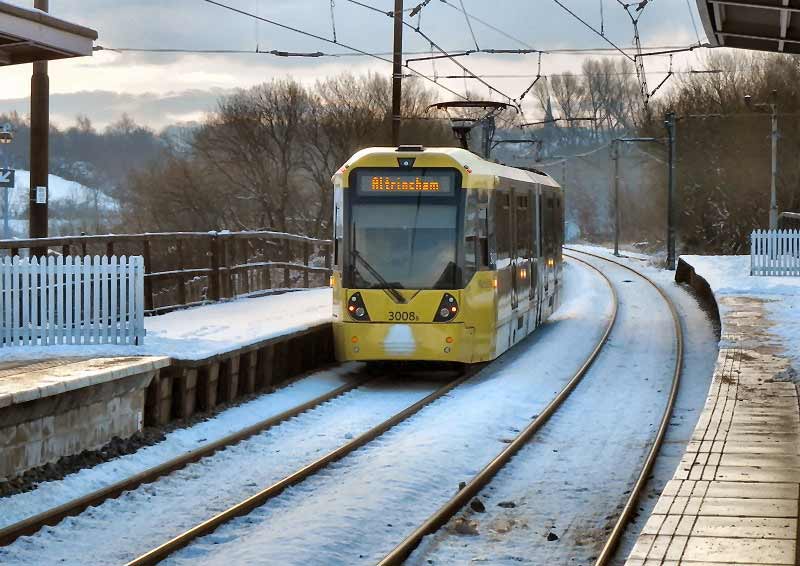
[350, 198, 459, 290]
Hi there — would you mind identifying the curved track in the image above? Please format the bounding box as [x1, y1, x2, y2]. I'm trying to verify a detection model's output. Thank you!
[563, 247, 684, 566]
[125, 256, 618, 566]
[376, 254, 621, 565]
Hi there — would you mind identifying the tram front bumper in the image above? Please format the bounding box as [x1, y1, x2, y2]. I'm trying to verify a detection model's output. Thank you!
[334, 322, 472, 363]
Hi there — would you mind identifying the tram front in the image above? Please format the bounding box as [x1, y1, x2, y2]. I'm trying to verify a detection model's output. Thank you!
[331, 146, 493, 364]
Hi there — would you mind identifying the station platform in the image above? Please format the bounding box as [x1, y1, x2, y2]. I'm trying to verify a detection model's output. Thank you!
[0, 289, 333, 480]
[626, 256, 800, 565]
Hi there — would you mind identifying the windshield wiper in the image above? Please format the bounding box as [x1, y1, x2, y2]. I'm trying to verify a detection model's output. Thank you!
[351, 249, 406, 304]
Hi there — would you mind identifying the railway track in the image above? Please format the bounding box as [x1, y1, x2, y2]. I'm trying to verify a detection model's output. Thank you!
[125, 367, 484, 566]
[122, 255, 618, 566]
[0, 374, 371, 546]
[564, 247, 684, 566]
[376, 254, 623, 565]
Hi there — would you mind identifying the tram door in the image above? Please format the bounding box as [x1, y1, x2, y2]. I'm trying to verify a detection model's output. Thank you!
[514, 190, 531, 315]
[531, 187, 542, 325]
[509, 188, 519, 311]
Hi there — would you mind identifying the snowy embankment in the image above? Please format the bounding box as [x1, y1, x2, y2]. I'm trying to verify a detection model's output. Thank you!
[1, 288, 333, 361]
[681, 254, 800, 365]
[4, 170, 117, 237]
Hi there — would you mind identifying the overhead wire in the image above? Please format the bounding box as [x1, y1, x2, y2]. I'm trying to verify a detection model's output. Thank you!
[198, 0, 467, 99]
[344, 0, 517, 105]
[330, 0, 338, 43]
[458, 0, 480, 51]
[685, 0, 702, 44]
[438, 0, 536, 50]
[551, 0, 635, 62]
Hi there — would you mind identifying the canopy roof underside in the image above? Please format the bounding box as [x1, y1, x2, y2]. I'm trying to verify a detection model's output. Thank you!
[0, 1, 96, 66]
[697, 0, 800, 53]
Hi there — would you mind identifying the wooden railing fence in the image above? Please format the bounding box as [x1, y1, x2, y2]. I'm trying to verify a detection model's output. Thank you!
[0, 231, 332, 314]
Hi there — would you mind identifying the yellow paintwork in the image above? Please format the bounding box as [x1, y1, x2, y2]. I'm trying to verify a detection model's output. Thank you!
[333, 271, 498, 363]
[332, 146, 560, 191]
[331, 147, 562, 364]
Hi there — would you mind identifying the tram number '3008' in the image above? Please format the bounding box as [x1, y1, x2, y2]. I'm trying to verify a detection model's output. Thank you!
[389, 311, 419, 322]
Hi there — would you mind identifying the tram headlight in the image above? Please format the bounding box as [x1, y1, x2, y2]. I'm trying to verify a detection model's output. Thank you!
[347, 293, 370, 321]
[433, 293, 458, 322]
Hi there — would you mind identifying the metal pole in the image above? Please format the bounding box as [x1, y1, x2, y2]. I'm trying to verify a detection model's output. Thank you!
[29, 0, 49, 256]
[769, 103, 779, 230]
[613, 142, 620, 256]
[391, 0, 403, 147]
[1, 143, 7, 240]
[666, 112, 677, 270]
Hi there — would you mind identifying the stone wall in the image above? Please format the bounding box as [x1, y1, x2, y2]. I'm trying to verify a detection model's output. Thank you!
[0, 370, 155, 480]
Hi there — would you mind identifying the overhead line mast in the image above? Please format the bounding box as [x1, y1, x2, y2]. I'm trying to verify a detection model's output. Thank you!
[392, 0, 404, 146]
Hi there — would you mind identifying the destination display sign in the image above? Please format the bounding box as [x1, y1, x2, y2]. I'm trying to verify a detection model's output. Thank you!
[356, 169, 455, 196]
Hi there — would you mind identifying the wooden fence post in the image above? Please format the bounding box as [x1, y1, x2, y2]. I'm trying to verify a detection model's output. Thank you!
[209, 232, 221, 302]
[283, 239, 291, 288]
[176, 239, 188, 307]
[303, 241, 310, 288]
[142, 238, 154, 312]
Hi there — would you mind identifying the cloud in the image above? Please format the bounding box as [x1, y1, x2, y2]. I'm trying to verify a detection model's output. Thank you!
[0, 0, 706, 127]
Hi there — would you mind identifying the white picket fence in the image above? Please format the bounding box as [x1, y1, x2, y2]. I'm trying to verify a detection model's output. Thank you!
[0, 255, 146, 347]
[751, 230, 800, 276]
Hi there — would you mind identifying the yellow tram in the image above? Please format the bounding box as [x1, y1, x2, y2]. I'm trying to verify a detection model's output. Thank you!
[330, 146, 564, 364]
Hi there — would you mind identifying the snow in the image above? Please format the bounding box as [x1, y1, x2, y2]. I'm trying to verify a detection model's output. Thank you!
[681, 254, 800, 365]
[6, 170, 115, 211]
[1, 288, 333, 361]
[0, 259, 617, 565]
[0, 364, 360, 531]
[155, 259, 622, 566]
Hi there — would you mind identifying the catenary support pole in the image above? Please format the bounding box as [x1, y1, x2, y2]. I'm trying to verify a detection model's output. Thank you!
[612, 141, 620, 257]
[1, 144, 8, 240]
[769, 101, 779, 230]
[665, 112, 677, 270]
[29, 0, 50, 256]
[391, 0, 403, 147]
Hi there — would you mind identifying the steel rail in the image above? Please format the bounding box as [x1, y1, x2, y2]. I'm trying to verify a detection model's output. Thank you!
[377, 255, 619, 565]
[564, 247, 685, 566]
[0, 376, 370, 547]
[125, 367, 483, 566]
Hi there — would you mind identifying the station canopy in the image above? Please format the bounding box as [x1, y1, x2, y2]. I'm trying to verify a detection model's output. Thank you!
[696, 0, 800, 54]
[0, 1, 96, 66]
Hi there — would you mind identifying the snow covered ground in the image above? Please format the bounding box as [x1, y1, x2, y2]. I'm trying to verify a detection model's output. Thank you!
[2, 170, 116, 238]
[0, 364, 361, 531]
[1, 288, 333, 361]
[681, 254, 800, 366]
[0, 259, 616, 565]
[407, 249, 689, 565]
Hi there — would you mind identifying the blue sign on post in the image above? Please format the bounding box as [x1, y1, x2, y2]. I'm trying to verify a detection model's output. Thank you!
[0, 168, 14, 188]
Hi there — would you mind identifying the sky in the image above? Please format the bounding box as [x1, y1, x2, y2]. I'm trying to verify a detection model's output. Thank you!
[0, 0, 713, 130]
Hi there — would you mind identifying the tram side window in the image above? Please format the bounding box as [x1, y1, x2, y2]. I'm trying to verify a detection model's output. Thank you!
[516, 193, 530, 258]
[464, 191, 479, 279]
[545, 195, 555, 257]
[495, 191, 511, 262]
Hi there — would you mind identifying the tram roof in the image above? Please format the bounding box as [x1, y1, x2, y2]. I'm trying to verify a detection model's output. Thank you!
[337, 147, 559, 189]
